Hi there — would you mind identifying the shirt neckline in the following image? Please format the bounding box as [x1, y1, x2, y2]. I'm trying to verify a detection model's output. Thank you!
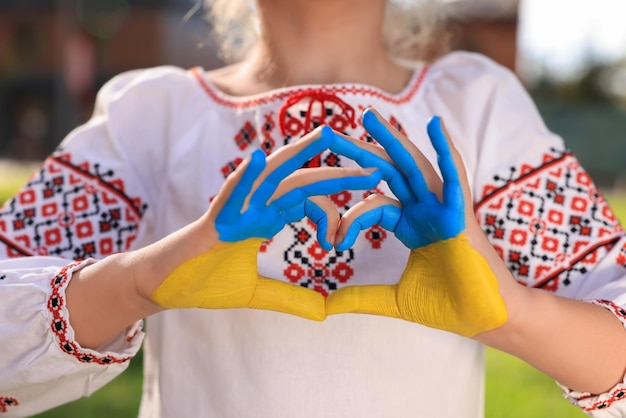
[189, 64, 430, 110]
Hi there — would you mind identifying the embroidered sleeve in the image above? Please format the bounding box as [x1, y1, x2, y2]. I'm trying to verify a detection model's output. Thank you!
[0, 153, 147, 261]
[475, 148, 624, 295]
[460, 56, 626, 414]
[0, 68, 180, 416]
[556, 300, 626, 415]
[0, 258, 143, 417]
[464, 55, 626, 300]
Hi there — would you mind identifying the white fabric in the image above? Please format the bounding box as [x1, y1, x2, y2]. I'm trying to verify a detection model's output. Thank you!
[0, 51, 625, 417]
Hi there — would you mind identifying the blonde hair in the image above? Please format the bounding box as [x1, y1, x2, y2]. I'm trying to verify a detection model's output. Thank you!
[204, 0, 450, 63]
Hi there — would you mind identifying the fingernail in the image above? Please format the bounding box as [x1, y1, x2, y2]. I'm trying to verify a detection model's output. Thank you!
[428, 115, 441, 127]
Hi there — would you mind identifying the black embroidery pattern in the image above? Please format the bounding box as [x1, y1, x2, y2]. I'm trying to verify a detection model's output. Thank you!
[48, 262, 134, 364]
[476, 148, 624, 291]
[219, 93, 409, 295]
[0, 397, 18, 413]
[0, 153, 147, 260]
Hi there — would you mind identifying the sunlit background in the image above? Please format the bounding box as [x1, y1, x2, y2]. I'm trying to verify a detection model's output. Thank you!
[1, 0, 624, 187]
[519, 0, 626, 86]
[0, 1, 625, 417]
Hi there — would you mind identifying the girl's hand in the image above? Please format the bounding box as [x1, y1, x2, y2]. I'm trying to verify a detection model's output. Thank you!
[326, 109, 508, 336]
[148, 126, 381, 320]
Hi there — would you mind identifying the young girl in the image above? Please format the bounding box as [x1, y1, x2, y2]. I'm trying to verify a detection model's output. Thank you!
[1, 0, 625, 416]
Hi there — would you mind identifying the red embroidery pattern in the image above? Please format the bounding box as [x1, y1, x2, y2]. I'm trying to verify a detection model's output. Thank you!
[0, 154, 147, 260]
[48, 262, 133, 364]
[617, 241, 626, 268]
[388, 115, 407, 136]
[260, 112, 277, 155]
[476, 149, 624, 291]
[276, 88, 357, 170]
[578, 388, 626, 412]
[277, 88, 357, 138]
[234, 121, 256, 150]
[231, 113, 278, 159]
[190, 66, 429, 109]
[593, 300, 626, 321]
[0, 397, 18, 413]
[209, 90, 409, 293]
[220, 157, 243, 179]
[283, 220, 354, 297]
[572, 301, 626, 411]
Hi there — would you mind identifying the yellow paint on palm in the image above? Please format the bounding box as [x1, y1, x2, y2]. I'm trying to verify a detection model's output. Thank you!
[325, 234, 507, 337]
[151, 239, 265, 309]
[151, 238, 326, 320]
[397, 235, 508, 337]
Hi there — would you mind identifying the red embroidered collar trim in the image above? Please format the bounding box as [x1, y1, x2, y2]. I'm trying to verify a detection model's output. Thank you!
[189, 65, 430, 109]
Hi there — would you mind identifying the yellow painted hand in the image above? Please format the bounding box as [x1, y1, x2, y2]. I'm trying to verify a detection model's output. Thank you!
[327, 235, 507, 337]
[151, 238, 329, 319]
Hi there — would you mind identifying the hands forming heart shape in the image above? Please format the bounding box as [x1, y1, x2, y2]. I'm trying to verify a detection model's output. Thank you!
[151, 108, 508, 338]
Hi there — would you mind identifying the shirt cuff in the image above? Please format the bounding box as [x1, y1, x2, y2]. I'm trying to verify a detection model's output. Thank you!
[558, 300, 626, 413]
[48, 259, 144, 365]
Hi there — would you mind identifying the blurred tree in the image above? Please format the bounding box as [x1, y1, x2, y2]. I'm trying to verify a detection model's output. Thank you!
[529, 60, 626, 189]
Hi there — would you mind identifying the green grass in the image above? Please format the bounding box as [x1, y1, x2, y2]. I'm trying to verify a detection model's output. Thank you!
[31, 353, 144, 418]
[485, 348, 585, 417]
[1, 174, 625, 418]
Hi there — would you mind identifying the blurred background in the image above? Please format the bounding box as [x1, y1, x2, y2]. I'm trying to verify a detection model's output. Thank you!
[0, 0, 624, 417]
[1, 0, 625, 188]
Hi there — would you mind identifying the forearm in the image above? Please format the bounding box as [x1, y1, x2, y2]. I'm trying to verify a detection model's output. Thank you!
[65, 251, 163, 350]
[466, 225, 626, 394]
[65, 216, 218, 349]
[477, 288, 626, 394]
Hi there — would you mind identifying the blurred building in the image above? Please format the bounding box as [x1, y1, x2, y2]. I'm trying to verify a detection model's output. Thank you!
[0, 0, 221, 161]
[0, 0, 524, 163]
[1, 0, 623, 189]
[447, 0, 520, 72]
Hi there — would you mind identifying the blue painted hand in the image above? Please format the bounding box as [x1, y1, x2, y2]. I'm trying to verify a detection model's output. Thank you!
[151, 126, 382, 320]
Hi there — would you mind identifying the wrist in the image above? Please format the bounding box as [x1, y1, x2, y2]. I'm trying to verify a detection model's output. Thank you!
[66, 252, 163, 349]
[472, 283, 532, 346]
[130, 216, 221, 304]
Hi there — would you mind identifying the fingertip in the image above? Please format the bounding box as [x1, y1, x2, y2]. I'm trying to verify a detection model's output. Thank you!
[428, 115, 442, 125]
[319, 238, 333, 252]
[333, 228, 345, 251]
[250, 148, 265, 160]
[334, 232, 354, 252]
[362, 106, 382, 120]
[249, 148, 267, 169]
[426, 116, 446, 140]
[361, 107, 380, 128]
[369, 168, 383, 183]
[317, 221, 333, 252]
[319, 125, 334, 145]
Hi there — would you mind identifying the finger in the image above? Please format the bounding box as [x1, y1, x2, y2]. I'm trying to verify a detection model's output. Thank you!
[214, 150, 266, 224]
[334, 194, 401, 251]
[269, 166, 382, 210]
[426, 116, 464, 211]
[329, 130, 414, 202]
[362, 108, 439, 203]
[325, 284, 401, 317]
[248, 125, 333, 207]
[306, 196, 340, 251]
[249, 276, 326, 321]
[281, 196, 339, 251]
